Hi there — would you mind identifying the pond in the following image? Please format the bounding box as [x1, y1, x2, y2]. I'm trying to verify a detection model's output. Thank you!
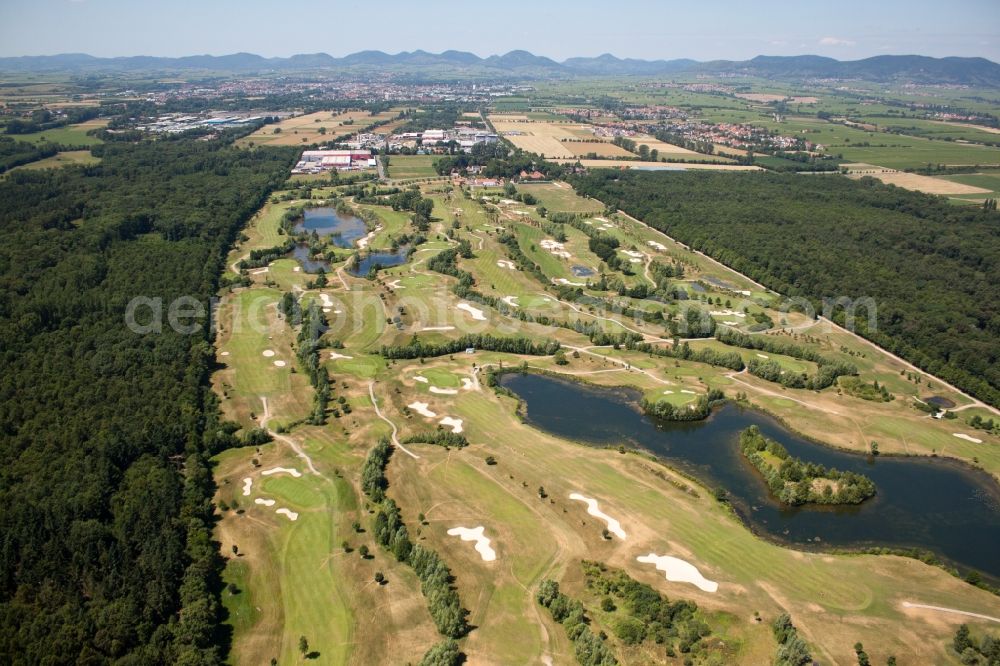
[291, 244, 330, 274]
[925, 396, 957, 410]
[571, 265, 595, 278]
[348, 248, 409, 276]
[294, 207, 368, 248]
[500, 372, 1000, 580]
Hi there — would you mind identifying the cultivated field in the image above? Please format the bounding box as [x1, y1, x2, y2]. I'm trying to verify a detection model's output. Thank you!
[387, 154, 439, 179]
[850, 170, 993, 195]
[555, 158, 762, 171]
[239, 109, 399, 147]
[561, 140, 635, 158]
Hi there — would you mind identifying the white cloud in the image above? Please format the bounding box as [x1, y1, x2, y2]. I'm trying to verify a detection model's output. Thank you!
[819, 36, 856, 47]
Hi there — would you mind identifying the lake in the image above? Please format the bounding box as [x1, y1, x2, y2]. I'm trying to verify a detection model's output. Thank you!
[500, 372, 1000, 580]
[291, 244, 330, 274]
[294, 207, 368, 248]
[349, 248, 409, 276]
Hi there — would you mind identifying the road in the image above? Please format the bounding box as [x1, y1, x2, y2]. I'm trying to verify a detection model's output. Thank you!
[901, 601, 1000, 623]
[375, 154, 387, 181]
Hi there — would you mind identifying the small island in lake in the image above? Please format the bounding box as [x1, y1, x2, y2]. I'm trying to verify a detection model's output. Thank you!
[739, 426, 877, 505]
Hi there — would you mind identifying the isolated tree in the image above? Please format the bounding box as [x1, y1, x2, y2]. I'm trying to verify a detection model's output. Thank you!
[299, 635, 309, 656]
[374, 571, 385, 584]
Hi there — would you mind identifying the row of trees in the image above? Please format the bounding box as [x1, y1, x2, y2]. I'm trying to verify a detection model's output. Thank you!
[570, 170, 1000, 407]
[740, 426, 877, 505]
[360, 438, 470, 639]
[380, 333, 560, 360]
[0, 136, 61, 173]
[536, 580, 619, 666]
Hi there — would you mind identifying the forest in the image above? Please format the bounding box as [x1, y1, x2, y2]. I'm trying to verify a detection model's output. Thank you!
[0, 135, 295, 663]
[571, 170, 1000, 407]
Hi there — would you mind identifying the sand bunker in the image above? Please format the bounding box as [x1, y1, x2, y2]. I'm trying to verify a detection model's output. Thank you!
[251, 268, 269, 275]
[501, 295, 519, 308]
[273, 360, 286, 367]
[756, 354, 769, 359]
[293, 266, 301, 272]
[409, 402, 437, 418]
[954, 433, 983, 444]
[710, 310, 746, 318]
[414, 376, 429, 383]
[497, 260, 516, 269]
[262, 350, 276, 357]
[447, 526, 496, 561]
[276, 508, 299, 521]
[439, 416, 464, 433]
[461, 377, 476, 391]
[662, 390, 674, 395]
[553, 278, 586, 287]
[387, 279, 404, 289]
[421, 325, 456, 331]
[430, 386, 459, 395]
[540, 239, 572, 259]
[328, 351, 353, 360]
[255, 498, 275, 507]
[262, 467, 302, 478]
[242, 477, 253, 496]
[622, 250, 645, 259]
[221, 351, 230, 356]
[647, 241, 667, 251]
[569, 493, 626, 539]
[457, 303, 487, 321]
[681, 390, 696, 394]
[637, 553, 718, 593]
[319, 293, 333, 307]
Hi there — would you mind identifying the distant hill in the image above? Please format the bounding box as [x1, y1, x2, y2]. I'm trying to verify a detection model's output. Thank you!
[1, 50, 998, 85]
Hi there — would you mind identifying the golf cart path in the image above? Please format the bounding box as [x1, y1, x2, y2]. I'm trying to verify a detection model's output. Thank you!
[368, 381, 419, 459]
[259, 395, 323, 477]
[901, 601, 1000, 623]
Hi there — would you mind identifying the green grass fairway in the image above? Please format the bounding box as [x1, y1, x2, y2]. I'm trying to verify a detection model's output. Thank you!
[387, 155, 439, 179]
[12, 118, 107, 146]
[518, 181, 605, 214]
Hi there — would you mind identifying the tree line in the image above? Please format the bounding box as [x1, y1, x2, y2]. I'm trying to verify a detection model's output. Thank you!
[360, 438, 470, 639]
[536, 579, 619, 666]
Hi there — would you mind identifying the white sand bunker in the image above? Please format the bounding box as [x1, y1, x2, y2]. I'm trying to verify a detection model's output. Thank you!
[439, 416, 464, 433]
[251, 267, 269, 275]
[756, 354, 769, 359]
[293, 266, 301, 272]
[329, 351, 353, 360]
[457, 303, 487, 321]
[447, 526, 496, 561]
[637, 553, 718, 593]
[622, 250, 645, 259]
[421, 326, 456, 331]
[540, 239, 571, 259]
[255, 498, 275, 507]
[461, 377, 476, 391]
[273, 360, 286, 367]
[647, 240, 667, 251]
[681, 390, 696, 394]
[242, 477, 253, 496]
[553, 278, 586, 287]
[323, 308, 331, 313]
[710, 310, 746, 318]
[221, 351, 230, 356]
[414, 376, 429, 383]
[430, 386, 459, 395]
[409, 402, 437, 418]
[954, 433, 983, 444]
[387, 279, 404, 289]
[262, 467, 302, 478]
[662, 390, 674, 395]
[319, 293, 333, 307]
[262, 349, 276, 357]
[497, 260, 516, 269]
[569, 493, 626, 539]
[501, 295, 519, 308]
[276, 508, 299, 521]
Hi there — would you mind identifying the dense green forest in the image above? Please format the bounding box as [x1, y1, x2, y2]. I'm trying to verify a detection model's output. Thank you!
[571, 171, 1000, 407]
[0, 136, 294, 662]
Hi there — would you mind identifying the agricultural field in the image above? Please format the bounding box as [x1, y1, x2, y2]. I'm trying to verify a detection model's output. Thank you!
[387, 154, 440, 179]
[239, 109, 399, 147]
[555, 159, 762, 171]
[8, 149, 99, 170]
[8, 117, 107, 146]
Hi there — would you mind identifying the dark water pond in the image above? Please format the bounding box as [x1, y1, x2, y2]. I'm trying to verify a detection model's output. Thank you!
[348, 249, 408, 276]
[926, 396, 957, 409]
[571, 265, 595, 278]
[291, 244, 330, 274]
[294, 207, 367, 248]
[500, 372, 1000, 579]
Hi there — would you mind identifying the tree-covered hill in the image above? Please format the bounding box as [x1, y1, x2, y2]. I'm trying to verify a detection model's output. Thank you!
[0, 137, 295, 662]
[571, 170, 1000, 407]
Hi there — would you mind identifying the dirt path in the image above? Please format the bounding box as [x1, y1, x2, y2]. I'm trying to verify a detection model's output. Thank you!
[901, 601, 1000, 623]
[258, 396, 324, 477]
[367, 381, 419, 459]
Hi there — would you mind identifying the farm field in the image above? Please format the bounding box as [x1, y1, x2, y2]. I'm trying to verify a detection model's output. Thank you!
[239, 109, 399, 147]
[561, 140, 634, 158]
[555, 158, 762, 171]
[9, 117, 107, 146]
[9, 149, 99, 170]
[387, 154, 439, 179]
[848, 169, 993, 196]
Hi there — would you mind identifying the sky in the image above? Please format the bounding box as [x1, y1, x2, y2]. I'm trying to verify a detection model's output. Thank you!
[1, 0, 999, 62]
